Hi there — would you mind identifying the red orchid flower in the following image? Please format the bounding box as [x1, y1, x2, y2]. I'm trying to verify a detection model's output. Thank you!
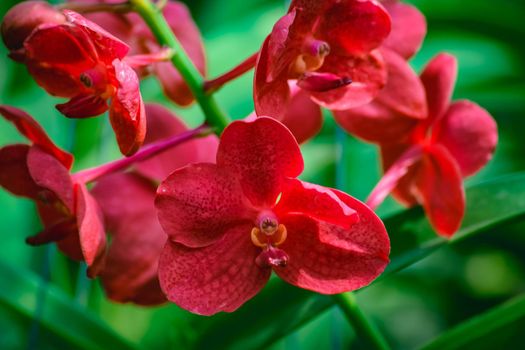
[70, 0, 206, 106]
[334, 0, 428, 143]
[365, 54, 498, 237]
[155, 117, 389, 315]
[6, 7, 146, 156]
[91, 104, 218, 305]
[254, 0, 391, 121]
[0, 106, 106, 277]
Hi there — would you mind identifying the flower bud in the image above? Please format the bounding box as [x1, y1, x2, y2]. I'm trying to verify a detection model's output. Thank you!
[1, 1, 65, 51]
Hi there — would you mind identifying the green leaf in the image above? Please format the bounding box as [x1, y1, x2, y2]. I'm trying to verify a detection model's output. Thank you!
[0, 259, 139, 350]
[194, 172, 525, 349]
[421, 294, 525, 350]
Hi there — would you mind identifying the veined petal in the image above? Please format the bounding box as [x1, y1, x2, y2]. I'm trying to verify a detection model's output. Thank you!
[135, 104, 218, 181]
[274, 209, 389, 294]
[275, 179, 358, 229]
[217, 117, 304, 207]
[433, 100, 498, 177]
[75, 183, 106, 277]
[0, 105, 74, 168]
[381, 0, 427, 59]
[92, 172, 166, 305]
[156, 163, 254, 248]
[109, 59, 146, 156]
[158, 224, 271, 316]
[414, 145, 465, 237]
[310, 51, 387, 111]
[319, 0, 391, 55]
[420, 53, 458, 122]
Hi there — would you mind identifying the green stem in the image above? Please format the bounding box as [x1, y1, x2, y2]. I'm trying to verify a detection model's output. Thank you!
[333, 292, 390, 350]
[129, 0, 231, 134]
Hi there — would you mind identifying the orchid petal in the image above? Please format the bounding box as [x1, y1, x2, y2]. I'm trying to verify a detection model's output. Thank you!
[56, 94, 108, 119]
[420, 53, 458, 122]
[310, 51, 387, 111]
[275, 179, 358, 229]
[109, 59, 146, 156]
[414, 145, 465, 238]
[158, 224, 271, 316]
[280, 86, 323, 144]
[381, 0, 427, 59]
[0, 145, 42, 198]
[75, 183, 106, 277]
[0, 105, 73, 168]
[156, 163, 253, 248]
[217, 117, 304, 207]
[92, 172, 166, 305]
[433, 100, 498, 177]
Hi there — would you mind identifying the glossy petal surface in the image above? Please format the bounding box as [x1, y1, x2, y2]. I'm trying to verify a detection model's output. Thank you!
[0, 145, 41, 198]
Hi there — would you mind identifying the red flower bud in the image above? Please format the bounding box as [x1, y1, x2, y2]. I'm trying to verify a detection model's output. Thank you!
[1, 1, 65, 51]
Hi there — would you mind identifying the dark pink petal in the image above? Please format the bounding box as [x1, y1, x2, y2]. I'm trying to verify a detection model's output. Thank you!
[26, 217, 77, 246]
[366, 145, 423, 210]
[297, 72, 351, 92]
[310, 51, 387, 111]
[274, 202, 389, 294]
[415, 145, 465, 237]
[156, 163, 254, 248]
[0, 145, 42, 198]
[25, 63, 83, 98]
[381, 0, 427, 59]
[254, 37, 291, 120]
[275, 179, 358, 229]
[0, 105, 73, 168]
[27, 146, 74, 212]
[129, 277, 166, 306]
[280, 86, 323, 144]
[91, 172, 166, 305]
[433, 100, 497, 177]
[319, 0, 391, 55]
[56, 230, 84, 261]
[56, 94, 108, 119]
[75, 183, 106, 277]
[1, 0, 66, 51]
[266, 11, 297, 80]
[135, 104, 218, 181]
[333, 49, 426, 143]
[63, 10, 129, 60]
[109, 59, 146, 156]
[150, 2, 205, 106]
[217, 117, 304, 207]
[380, 142, 420, 206]
[420, 53, 458, 121]
[158, 224, 271, 315]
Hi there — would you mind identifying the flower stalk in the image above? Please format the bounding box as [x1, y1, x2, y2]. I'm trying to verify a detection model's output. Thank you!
[72, 124, 211, 184]
[333, 292, 391, 350]
[204, 52, 258, 93]
[129, 0, 231, 134]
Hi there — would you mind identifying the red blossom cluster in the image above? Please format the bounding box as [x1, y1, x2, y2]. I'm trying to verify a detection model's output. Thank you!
[0, 0, 497, 315]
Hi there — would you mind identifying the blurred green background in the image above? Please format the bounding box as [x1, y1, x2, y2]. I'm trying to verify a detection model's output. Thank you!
[1, 0, 525, 349]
